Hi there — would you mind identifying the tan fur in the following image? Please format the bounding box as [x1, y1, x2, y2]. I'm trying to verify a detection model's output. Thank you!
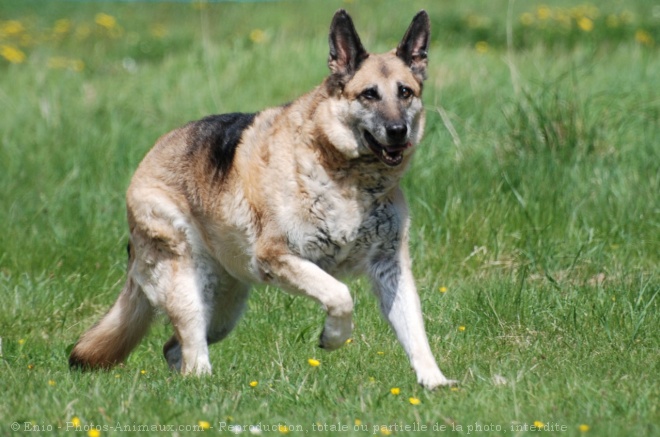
[70, 10, 456, 388]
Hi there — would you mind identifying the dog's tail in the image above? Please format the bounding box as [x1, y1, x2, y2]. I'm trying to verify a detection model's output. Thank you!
[69, 276, 153, 370]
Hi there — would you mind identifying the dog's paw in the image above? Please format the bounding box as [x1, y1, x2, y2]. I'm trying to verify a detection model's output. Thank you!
[319, 315, 352, 351]
[417, 371, 458, 390]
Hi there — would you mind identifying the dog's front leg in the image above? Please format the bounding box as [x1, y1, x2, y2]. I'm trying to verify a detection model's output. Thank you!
[369, 244, 457, 389]
[256, 252, 353, 350]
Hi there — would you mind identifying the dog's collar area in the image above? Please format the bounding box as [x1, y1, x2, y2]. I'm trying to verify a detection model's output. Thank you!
[363, 130, 411, 167]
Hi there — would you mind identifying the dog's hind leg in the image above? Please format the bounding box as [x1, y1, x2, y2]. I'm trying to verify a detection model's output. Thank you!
[163, 273, 250, 371]
[159, 255, 218, 376]
[207, 276, 250, 345]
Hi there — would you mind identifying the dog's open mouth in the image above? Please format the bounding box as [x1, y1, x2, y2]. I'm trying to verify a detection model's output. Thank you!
[363, 131, 410, 167]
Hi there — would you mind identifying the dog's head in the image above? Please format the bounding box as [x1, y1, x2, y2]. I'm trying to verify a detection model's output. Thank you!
[322, 10, 430, 167]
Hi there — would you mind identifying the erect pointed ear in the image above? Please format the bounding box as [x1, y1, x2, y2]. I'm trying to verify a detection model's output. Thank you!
[328, 9, 368, 78]
[396, 10, 431, 81]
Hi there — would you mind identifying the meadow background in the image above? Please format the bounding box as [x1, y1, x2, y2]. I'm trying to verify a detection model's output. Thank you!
[1, 0, 659, 435]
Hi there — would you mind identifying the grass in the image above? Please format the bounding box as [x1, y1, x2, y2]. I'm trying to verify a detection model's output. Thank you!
[1, 0, 659, 435]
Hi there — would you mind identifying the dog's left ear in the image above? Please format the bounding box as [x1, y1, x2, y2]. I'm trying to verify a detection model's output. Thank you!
[396, 10, 431, 81]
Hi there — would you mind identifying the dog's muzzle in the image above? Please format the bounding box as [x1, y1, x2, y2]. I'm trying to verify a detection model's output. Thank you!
[363, 130, 412, 167]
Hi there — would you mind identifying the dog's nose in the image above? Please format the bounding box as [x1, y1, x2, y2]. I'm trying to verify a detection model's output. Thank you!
[386, 123, 408, 143]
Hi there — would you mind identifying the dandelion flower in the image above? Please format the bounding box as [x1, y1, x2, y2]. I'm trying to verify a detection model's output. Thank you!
[345, 338, 352, 344]
[578, 17, 594, 32]
[635, 30, 653, 46]
[140, 369, 147, 375]
[249, 380, 258, 388]
[354, 419, 362, 426]
[53, 19, 72, 35]
[18, 338, 26, 345]
[390, 387, 401, 395]
[458, 326, 466, 332]
[380, 426, 392, 436]
[1, 20, 25, 36]
[439, 286, 448, 293]
[408, 397, 421, 405]
[579, 424, 590, 432]
[475, 41, 489, 54]
[534, 421, 544, 429]
[537, 6, 552, 20]
[87, 429, 101, 437]
[249, 29, 266, 44]
[198, 421, 211, 430]
[95, 13, 117, 30]
[71, 417, 81, 427]
[278, 424, 289, 434]
[377, 351, 385, 355]
[48, 380, 56, 386]
[520, 13, 535, 26]
[308, 358, 320, 367]
[0, 45, 26, 64]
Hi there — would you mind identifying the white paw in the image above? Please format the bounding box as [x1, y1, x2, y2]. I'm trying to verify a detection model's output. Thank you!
[417, 370, 458, 390]
[181, 356, 212, 376]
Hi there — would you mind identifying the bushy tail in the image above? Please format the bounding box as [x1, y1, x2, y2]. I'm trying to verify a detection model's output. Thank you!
[69, 277, 153, 370]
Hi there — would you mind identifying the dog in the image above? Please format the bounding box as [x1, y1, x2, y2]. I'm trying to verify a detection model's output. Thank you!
[69, 9, 456, 389]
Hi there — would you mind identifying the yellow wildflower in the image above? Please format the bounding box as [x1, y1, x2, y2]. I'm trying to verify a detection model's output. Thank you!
[198, 421, 211, 430]
[249, 380, 258, 388]
[579, 424, 590, 432]
[18, 338, 26, 345]
[578, 17, 594, 32]
[53, 19, 72, 35]
[95, 13, 117, 30]
[140, 369, 147, 375]
[87, 429, 101, 437]
[354, 419, 362, 426]
[1, 45, 26, 64]
[390, 387, 401, 395]
[249, 29, 266, 44]
[1, 20, 25, 36]
[278, 424, 289, 434]
[48, 380, 56, 386]
[439, 286, 448, 293]
[75, 24, 91, 41]
[380, 426, 392, 436]
[635, 30, 653, 46]
[409, 397, 421, 405]
[475, 41, 489, 54]
[520, 13, 534, 26]
[458, 326, 466, 332]
[534, 421, 544, 429]
[150, 24, 167, 39]
[71, 417, 81, 427]
[537, 5, 552, 21]
[308, 358, 320, 367]
[606, 15, 620, 28]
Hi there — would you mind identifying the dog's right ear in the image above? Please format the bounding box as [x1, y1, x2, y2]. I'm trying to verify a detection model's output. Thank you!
[328, 9, 368, 78]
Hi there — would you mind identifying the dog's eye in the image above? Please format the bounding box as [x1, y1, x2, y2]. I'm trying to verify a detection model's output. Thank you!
[399, 85, 413, 99]
[360, 88, 380, 101]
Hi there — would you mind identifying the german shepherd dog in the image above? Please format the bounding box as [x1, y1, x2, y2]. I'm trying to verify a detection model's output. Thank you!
[70, 9, 456, 389]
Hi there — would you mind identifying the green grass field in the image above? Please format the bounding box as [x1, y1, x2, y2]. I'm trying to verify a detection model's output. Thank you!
[1, 0, 659, 435]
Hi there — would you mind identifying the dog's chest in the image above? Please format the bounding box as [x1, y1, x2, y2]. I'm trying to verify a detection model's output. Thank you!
[283, 187, 400, 274]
